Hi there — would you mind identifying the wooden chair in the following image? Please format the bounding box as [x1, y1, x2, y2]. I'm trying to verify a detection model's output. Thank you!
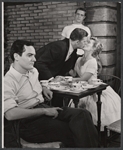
[98, 74, 121, 147]
[98, 74, 121, 95]
[104, 120, 121, 147]
[20, 138, 62, 148]
[4, 117, 62, 148]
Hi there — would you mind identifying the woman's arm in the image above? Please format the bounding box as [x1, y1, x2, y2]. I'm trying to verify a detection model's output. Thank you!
[72, 58, 97, 82]
[72, 72, 93, 82]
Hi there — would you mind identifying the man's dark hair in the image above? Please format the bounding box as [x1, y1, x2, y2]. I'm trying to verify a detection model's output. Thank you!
[75, 7, 86, 14]
[10, 40, 34, 61]
[70, 28, 88, 41]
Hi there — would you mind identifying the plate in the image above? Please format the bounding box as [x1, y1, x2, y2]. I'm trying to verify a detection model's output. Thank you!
[50, 85, 87, 93]
[48, 82, 60, 86]
[92, 82, 103, 86]
[60, 81, 70, 86]
[70, 87, 87, 93]
[49, 85, 66, 90]
[82, 84, 98, 89]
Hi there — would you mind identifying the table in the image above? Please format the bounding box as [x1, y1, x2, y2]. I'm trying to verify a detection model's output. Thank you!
[51, 84, 108, 146]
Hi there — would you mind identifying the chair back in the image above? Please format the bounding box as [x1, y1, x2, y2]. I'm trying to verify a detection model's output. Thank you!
[98, 74, 121, 95]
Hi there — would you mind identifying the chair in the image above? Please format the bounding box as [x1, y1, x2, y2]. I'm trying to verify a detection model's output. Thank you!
[98, 74, 121, 147]
[104, 120, 121, 147]
[20, 138, 62, 148]
[4, 117, 62, 148]
[98, 74, 121, 95]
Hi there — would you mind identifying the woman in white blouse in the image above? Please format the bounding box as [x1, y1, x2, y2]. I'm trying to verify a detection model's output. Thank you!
[69, 37, 121, 131]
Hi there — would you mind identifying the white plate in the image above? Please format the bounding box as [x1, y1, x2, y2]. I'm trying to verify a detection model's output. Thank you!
[50, 86, 87, 93]
[70, 88, 87, 93]
[92, 82, 103, 86]
[48, 82, 60, 85]
[82, 84, 98, 89]
[50, 85, 66, 90]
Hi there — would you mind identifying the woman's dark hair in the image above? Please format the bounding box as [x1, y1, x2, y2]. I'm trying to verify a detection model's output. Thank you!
[70, 28, 88, 41]
[10, 40, 34, 61]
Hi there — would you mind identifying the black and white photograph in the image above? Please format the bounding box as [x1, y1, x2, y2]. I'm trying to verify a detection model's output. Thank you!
[2, 1, 121, 148]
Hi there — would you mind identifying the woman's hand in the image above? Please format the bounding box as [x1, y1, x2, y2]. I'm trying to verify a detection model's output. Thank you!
[69, 69, 76, 77]
[44, 107, 63, 119]
[52, 76, 65, 82]
[42, 86, 53, 101]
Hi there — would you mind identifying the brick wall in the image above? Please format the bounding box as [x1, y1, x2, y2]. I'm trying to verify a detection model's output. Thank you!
[5, 2, 84, 51]
[4, 2, 120, 76]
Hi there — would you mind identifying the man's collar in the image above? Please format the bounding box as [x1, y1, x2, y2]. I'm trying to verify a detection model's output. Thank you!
[9, 64, 34, 82]
[69, 39, 74, 51]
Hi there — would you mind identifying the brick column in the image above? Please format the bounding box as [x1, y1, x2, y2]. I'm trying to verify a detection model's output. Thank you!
[85, 2, 118, 75]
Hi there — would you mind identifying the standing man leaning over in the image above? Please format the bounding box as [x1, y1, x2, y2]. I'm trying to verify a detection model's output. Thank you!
[34, 28, 88, 80]
[4, 40, 98, 148]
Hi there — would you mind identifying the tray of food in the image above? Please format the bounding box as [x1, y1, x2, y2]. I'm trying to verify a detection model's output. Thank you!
[40, 76, 105, 93]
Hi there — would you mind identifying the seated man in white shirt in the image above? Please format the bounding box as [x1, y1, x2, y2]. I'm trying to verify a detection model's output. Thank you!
[4, 40, 98, 148]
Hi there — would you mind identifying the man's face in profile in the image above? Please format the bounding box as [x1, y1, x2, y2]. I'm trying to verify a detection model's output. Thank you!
[77, 36, 89, 49]
[17, 45, 36, 72]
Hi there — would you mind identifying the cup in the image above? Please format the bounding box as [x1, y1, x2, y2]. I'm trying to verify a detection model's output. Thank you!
[72, 82, 81, 89]
[64, 76, 73, 82]
[89, 79, 102, 85]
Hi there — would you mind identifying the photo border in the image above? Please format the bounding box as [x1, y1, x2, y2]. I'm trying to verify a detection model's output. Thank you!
[1, 0, 122, 149]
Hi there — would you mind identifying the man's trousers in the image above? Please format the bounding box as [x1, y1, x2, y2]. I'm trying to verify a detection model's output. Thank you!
[20, 105, 98, 148]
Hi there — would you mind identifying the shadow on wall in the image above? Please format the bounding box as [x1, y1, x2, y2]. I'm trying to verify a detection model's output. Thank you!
[85, 9, 95, 27]
[4, 56, 11, 75]
[4, 4, 11, 75]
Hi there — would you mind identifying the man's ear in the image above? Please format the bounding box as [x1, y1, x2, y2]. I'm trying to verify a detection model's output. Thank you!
[76, 40, 79, 45]
[74, 40, 80, 48]
[14, 53, 19, 61]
